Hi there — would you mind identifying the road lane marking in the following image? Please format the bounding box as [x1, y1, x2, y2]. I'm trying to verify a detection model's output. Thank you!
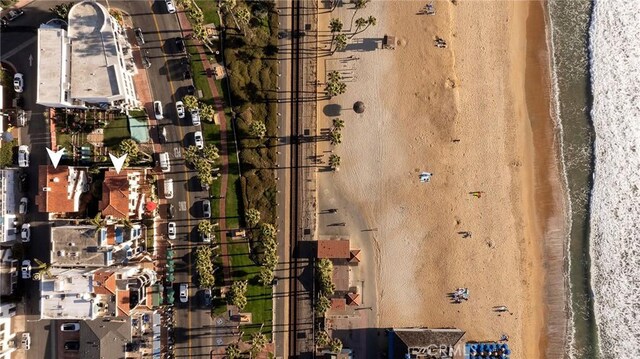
[149, 5, 195, 357]
[0, 37, 36, 61]
[173, 147, 182, 158]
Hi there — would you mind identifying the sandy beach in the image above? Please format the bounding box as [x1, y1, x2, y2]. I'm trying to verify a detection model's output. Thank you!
[315, 0, 565, 357]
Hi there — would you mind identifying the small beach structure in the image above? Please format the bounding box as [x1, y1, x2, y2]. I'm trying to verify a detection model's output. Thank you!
[388, 328, 465, 359]
[382, 34, 396, 50]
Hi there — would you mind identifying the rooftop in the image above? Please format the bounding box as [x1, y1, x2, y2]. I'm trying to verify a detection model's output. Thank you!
[317, 239, 351, 259]
[37, 165, 89, 214]
[36, 26, 67, 105]
[392, 328, 465, 354]
[51, 225, 113, 267]
[79, 318, 132, 359]
[40, 268, 100, 320]
[68, 1, 125, 102]
[99, 170, 130, 218]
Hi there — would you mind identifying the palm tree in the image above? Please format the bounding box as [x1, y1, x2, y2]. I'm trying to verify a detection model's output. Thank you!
[200, 103, 215, 122]
[201, 144, 220, 164]
[329, 128, 342, 145]
[245, 208, 261, 228]
[259, 223, 277, 241]
[198, 221, 215, 237]
[329, 18, 343, 33]
[89, 213, 105, 230]
[332, 34, 348, 53]
[329, 338, 343, 354]
[225, 344, 241, 359]
[316, 330, 331, 347]
[32, 258, 53, 281]
[328, 71, 342, 83]
[258, 266, 274, 286]
[250, 332, 268, 355]
[183, 95, 198, 110]
[249, 121, 267, 139]
[352, 17, 367, 37]
[332, 118, 344, 130]
[315, 294, 331, 316]
[228, 280, 248, 310]
[350, 0, 370, 30]
[329, 154, 341, 170]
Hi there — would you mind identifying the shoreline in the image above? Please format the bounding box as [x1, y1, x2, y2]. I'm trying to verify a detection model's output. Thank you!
[521, 0, 569, 357]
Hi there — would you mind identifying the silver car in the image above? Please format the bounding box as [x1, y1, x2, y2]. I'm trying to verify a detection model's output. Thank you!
[179, 283, 188, 303]
[202, 200, 211, 218]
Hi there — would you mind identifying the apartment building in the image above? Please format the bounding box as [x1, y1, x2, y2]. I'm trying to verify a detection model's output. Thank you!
[0, 303, 17, 359]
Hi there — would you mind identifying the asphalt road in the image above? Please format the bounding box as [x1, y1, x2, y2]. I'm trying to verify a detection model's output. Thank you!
[113, 1, 215, 358]
[274, 0, 294, 357]
[1, 1, 215, 357]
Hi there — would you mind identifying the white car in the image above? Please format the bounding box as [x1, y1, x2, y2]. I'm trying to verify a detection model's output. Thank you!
[19, 197, 28, 215]
[165, 0, 176, 13]
[168, 222, 176, 239]
[18, 145, 29, 167]
[21, 260, 31, 279]
[21, 223, 30, 242]
[179, 283, 188, 303]
[164, 178, 174, 199]
[175, 101, 185, 119]
[190, 108, 200, 126]
[153, 101, 163, 120]
[194, 131, 204, 149]
[60, 323, 80, 332]
[13, 73, 24, 93]
[21, 333, 30, 350]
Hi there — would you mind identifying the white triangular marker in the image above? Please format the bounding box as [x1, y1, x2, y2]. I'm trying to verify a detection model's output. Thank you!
[109, 153, 128, 174]
[46, 148, 65, 169]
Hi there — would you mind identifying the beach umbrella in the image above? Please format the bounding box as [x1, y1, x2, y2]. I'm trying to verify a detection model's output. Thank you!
[145, 201, 157, 212]
[353, 101, 365, 114]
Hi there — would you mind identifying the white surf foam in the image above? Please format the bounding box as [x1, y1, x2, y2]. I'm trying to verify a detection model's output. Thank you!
[589, 1, 640, 357]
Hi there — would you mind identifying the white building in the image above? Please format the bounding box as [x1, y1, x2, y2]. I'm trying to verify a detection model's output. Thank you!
[36, 1, 138, 110]
[0, 170, 19, 242]
[0, 303, 17, 359]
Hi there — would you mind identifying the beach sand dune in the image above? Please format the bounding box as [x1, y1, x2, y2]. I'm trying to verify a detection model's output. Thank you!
[316, 0, 562, 357]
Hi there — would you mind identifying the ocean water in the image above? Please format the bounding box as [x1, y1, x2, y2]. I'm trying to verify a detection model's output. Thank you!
[589, 0, 640, 357]
[548, 0, 598, 357]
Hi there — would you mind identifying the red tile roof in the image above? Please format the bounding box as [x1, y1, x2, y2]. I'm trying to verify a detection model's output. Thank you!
[99, 170, 130, 219]
[93, 269, 117, 295]
[330, 298, 346, 311]
[36, 165, 76, 213]
[317, 239, 351, 259]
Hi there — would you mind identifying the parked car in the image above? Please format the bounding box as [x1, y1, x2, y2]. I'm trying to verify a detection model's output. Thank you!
[179, 283, 188, 303]
[21, 333, 30, 350]
[202, 200, 211, 218]
[158, 125, 167, 143]
[5, 9, 24, 22]
[202, 288, 212, 307]
[18, 172, 28, 193]
[165, 0, 176, 13]
[13, 73, 23, 93]
[164, 178, 174, 199]
[167, 222, 176, 239]
[175, 101, 185, 119]
[18, 145, 29, 167]
[21, 259, 31, 279]
[174, 37, 185, 53]
[200, 231, 212, 243]
[60, 323, 80, 332]
[64, 341, 80, 351]
[180, 56, 190, 67]
[142, 54, 151, 69]
[194, 131, 204, 150]
[134, 27, 145, 44]
[21, 223, 30, 242]
[167, 203, 175, 219]
[190, 108, 200, 126]
[19, 197, 28, 214]
[183, 69, 191, 80]
[159, 152, 171, 172]
[153, 100, 163, 120]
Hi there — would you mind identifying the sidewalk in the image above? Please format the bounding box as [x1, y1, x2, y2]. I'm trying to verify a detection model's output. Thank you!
[176, 9, 233, 285]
